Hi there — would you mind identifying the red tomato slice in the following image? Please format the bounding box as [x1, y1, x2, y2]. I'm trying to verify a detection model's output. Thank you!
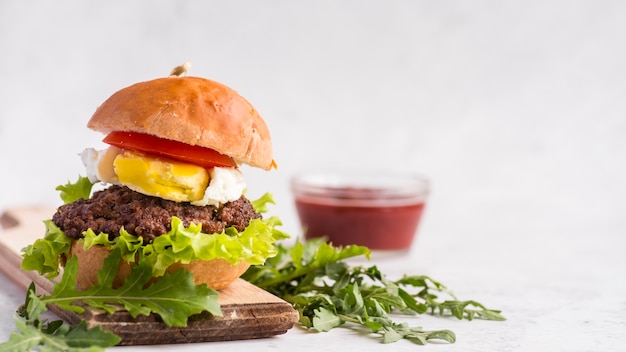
[103, 131, 237, 169]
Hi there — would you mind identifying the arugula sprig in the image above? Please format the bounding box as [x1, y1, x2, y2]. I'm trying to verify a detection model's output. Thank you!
[44, 249, 221, 327]
[394, 275, 506, 321]
[0, 283, 120, 352]
[1, 249, 222, 351]
[242, 238, 505, 345]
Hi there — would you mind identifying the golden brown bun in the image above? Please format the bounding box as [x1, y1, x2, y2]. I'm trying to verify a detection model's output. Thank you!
[87, 76, 273, 170]
[70, 242, 250, 291]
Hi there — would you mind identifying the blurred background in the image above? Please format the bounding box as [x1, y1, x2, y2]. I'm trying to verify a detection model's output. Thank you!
[1, 1, 625, 348]
[2, 0, 623, 238]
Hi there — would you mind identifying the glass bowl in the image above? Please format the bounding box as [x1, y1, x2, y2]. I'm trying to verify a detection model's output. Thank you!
[290, 170, 429, 251]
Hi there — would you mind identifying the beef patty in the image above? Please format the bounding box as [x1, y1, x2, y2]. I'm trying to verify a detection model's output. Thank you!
[52, 185, 261, 242]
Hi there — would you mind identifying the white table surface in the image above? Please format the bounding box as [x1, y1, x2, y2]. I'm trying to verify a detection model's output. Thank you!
[1, 199, 624, 351]
[1, 1, 626, 351]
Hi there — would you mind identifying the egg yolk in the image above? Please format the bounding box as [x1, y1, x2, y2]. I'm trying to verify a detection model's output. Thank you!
[113, 150, 209, 202]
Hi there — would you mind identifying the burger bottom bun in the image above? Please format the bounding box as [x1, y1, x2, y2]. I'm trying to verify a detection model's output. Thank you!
[69, 241, 250, 291]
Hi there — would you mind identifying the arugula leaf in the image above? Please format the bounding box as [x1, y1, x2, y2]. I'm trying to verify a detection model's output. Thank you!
[1, 317, 41, 352]
[242, 238, 505, 345]
[55, 176, 94, 204]
[245, 238, 370, 290]
[311, 307, 341, 331]
[0, 284, 120, 352]
[395, 276, 506, 321]
[381, 322, 455, 345]
[41, 250, 221, 327]
[3, 242, 223, 350]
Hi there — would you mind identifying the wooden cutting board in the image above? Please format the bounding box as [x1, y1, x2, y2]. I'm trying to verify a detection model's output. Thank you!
[0, 207, 299, 346]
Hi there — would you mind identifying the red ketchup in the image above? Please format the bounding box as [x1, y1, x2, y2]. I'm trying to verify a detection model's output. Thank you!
[291, 172, 429, 251]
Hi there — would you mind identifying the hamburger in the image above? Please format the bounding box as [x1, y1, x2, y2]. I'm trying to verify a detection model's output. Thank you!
[21, 65, 287, 292]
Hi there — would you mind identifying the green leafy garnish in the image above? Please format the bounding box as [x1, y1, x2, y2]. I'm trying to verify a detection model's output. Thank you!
[43, 249, 221, 327]
[21, 221, 72, 278]
[3, 244, 222, 350]
[243, 238, 505, 345]
[250, 192, 275, 213]
[55, 176, 93, 204]
[395, 275, 506, 321]
[0, 283, 121, 352]
[9, 176, 506, 350]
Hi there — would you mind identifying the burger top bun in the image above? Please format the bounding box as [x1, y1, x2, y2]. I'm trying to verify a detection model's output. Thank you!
[87, 76, 273, 170]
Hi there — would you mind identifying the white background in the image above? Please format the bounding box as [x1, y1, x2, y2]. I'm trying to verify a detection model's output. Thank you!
[1, 1, 625, 351]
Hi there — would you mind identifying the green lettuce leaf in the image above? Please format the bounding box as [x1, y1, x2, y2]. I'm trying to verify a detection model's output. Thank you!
[250, 192, 275, 213]
[55, 176, 93, 204]
[21, 221, 72, 278]
[78, 213, 289, 277]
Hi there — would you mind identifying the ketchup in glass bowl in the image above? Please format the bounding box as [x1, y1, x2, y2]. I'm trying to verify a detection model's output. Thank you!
[291, 170, 429, 252]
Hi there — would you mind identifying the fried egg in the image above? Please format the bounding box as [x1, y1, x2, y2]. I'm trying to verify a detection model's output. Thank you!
[81, 147, 245, 206]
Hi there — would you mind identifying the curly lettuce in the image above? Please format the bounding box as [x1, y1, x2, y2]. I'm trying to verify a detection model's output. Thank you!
[81, 214, 288, 277]
[21, 176, 289, 279]
[55, 175, 94, 204]
[21, 220, 73, 278]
